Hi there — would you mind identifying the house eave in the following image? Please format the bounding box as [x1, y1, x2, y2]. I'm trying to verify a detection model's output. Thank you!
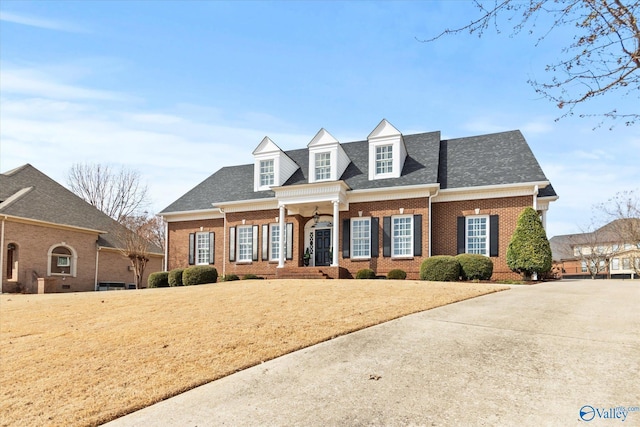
[1, 214, 107, 235]
[433, 181, 551, 203]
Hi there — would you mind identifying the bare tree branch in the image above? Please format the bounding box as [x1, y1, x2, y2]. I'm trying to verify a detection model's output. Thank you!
[423, 0, 640, 125]
[68, 163, 150, 222]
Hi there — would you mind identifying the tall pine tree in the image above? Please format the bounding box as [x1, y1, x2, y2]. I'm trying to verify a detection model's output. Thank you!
[507, 207, 552, 280]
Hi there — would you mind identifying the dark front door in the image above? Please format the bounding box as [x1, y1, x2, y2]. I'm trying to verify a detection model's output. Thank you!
[315, 229, 331, 266]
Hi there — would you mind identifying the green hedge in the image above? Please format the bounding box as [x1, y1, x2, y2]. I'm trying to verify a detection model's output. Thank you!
[168, 268, 184, 286]
[242, 274, 263, 280]
[148, 271, 170, 288]
[182, 265, 218, 286]
[356, 268, 376, 279]
[222, 274, 240, 282]
[456, 254, 493, 281]
[420, 256, 460, 282]
[387, 269, 407, 280]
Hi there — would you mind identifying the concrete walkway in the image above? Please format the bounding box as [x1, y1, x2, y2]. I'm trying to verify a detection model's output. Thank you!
[104, 280, 640, 426]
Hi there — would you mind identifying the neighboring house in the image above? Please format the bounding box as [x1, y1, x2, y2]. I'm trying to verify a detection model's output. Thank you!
[160, 119, 557, 280]
[550, 219, 640, 279]
[0, 164, 164, 293]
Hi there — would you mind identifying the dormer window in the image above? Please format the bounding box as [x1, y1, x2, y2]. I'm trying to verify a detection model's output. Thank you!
[375, 145, 393, 175]
[307, 129, 350, 184]
[253, 137, 299, 192]
[368, 119, 407, 180]
[260, 159, 274, 187]
[315, 152, 331, 181]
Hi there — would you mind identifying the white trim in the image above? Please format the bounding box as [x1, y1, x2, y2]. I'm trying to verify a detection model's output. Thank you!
[433, 181, 551, 203]
[465, 215, 490, 256]
[0, 213, 106, 234]
[161, 208, 222, 222]
[391, 215, 413, 258]
[0, 186, 34, 211]
[195, 231, 211, 265]
[47, 243, 78, 277]
[350, 217, 372, 259]
[237, 225, 253, 263]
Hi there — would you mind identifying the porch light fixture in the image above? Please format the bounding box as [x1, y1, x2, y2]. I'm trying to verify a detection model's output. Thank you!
[313, 210, 320, 224]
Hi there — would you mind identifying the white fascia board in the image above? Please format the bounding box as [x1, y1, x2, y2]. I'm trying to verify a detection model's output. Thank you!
[160, 208, 223, 222]
[0, 187, 34, 211]
[1, 214, 106, 234]
[433, 181, 551, 203]
[348, 183, 437, 203]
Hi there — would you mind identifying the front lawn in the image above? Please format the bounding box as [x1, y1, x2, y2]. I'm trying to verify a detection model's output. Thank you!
[0, 279, 506, 426]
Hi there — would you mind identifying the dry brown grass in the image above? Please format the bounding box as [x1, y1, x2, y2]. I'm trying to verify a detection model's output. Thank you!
[0, 279, 507, 426]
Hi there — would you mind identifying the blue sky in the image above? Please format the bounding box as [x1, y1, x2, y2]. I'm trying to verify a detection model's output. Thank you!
[1, 1, 638, 238]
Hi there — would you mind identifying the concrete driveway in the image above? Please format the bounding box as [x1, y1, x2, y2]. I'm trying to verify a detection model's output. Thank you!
[104, 279, 640, 426]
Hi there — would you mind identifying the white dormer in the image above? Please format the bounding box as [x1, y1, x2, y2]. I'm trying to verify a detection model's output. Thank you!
[367, 119, 407, 180]
[307, 128, 351, 183]
[253, 137, 299, 191]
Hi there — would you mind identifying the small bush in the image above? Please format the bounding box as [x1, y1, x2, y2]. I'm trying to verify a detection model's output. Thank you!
[387, 269, 407, 280]
[222, 274, 240, 282]
[168, 268, 184, 286]
[420, 256, 460, 282]
[356, 269, 376, 279]
[242, 274, 263, 280]
[456, 254, 494, 281]
[182, 265, 218, 286]
[148, 271, 170, 288]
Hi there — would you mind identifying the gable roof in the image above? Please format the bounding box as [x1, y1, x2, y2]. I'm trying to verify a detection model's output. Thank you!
[0, 164, 162, 254]
[161, 128, 555, 214]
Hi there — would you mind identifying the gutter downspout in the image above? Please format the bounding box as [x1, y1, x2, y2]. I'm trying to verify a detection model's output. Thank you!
[533, 185, 539, 211]
[94, 244, 100, 291]
[163, 220, 169, 271]
[0, 216, 6, 294]
[218, 207, 226, 277]
[428, 188, 439, 257]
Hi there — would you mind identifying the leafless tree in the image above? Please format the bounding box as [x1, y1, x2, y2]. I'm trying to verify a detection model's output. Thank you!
[596, 189, 640, 275]
[116, 215, 157, 289]
[568, 222, 622, 278]
[68, 163, 150, 222]
[424, 0, 640, 126]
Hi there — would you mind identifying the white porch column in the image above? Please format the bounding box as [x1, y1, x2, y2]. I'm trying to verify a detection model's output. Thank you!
[278, 204, 286, 268]
[332, 200, 339, 267]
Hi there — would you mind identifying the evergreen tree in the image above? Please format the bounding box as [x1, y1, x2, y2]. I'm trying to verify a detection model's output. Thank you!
[507, 207, 552, 280]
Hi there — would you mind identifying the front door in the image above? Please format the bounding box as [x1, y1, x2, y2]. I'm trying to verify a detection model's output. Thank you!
[315, 229, 331, 266]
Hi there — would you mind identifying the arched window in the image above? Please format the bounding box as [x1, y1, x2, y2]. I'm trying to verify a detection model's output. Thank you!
[47, 244, 78, 277]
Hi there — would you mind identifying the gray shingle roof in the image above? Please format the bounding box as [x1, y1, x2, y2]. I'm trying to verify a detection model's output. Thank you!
[161, 129, 556, 214]
[0, 164, 162, 253]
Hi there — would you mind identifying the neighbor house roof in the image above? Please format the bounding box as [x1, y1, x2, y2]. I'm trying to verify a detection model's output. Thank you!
[161, 129, 555, 214]
[0, 164, 163, 254]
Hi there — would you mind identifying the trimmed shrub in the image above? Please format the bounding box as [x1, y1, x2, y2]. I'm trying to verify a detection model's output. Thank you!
[507, 207, 552, 280]
[456, 254, 494, 281]
[222, 274, 240, 282]
[387, 269, 407, 280]
[148, 271, 170, 288]
[420, 256, 460, 282]
[168, 268, 184, 286]
[242, 274, 263, 280]
[356, 268, 376, 279]
[182, 265, 218, 286]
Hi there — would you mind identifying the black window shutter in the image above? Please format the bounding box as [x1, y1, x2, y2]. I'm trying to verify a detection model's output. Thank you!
[413, 214, 422, 256]
[383, 216, 391, 257]
[457, 217, 466, 254]
[490, 215, 499, 257]
[229, 227, 236, 262]
[286, 223, 294, 260]
[252, 225, 259, 261]
[371, 217, 379, 257]
[188, 233, 195, 265]
[209, 232, 215, 264]
[342, 218, 350, 258]
[262, 224, 269, 261]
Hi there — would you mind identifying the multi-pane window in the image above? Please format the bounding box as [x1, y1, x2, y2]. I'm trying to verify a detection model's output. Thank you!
[315, 152, 331, 181]
[351, 218, 371, 258]
[466, 216, 488, 255]
[622, 258, 631, 270]
[196, 232, 210, 265]
[260, 159, 274, 187]
[611, 258, 620, 270]
[270, 224, 281, 261]
[581, 261, 587, 272]
[375, 145, 393, 175]
[392, 216, 412, 257]
[238, 226, 253, 262]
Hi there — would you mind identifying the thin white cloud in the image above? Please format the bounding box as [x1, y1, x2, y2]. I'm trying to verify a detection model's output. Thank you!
[0, 11, 86, 32]
[0, 67, 125, 101]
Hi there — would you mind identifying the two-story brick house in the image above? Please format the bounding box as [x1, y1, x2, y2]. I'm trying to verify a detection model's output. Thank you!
[160, 120, 557, 280]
